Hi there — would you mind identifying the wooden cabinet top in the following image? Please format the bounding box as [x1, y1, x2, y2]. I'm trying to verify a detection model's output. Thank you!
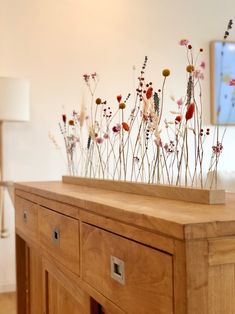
[15, 180, 235, 240]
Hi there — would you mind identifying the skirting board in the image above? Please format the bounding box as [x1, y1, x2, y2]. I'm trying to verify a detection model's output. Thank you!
[0, 284, 16, 293]
[62, 176, 226, 205]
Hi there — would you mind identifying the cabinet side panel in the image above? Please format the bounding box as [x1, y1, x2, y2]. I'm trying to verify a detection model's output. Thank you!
[186, 239, 208, 314]
[209, 263, 235, 314]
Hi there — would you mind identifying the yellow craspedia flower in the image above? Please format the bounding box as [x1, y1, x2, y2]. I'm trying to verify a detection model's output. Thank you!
[186, 65, 195, 73]
[96, 98, 102, 105]
[162, 69, 170, 77]
[119, 102, 126, 109]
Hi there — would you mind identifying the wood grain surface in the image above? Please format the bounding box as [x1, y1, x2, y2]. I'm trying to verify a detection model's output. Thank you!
[15, 181, 235, 240]
[63, 176, 225, 204]
[38, 206, 80, 275]
[81, 222, 173, 314]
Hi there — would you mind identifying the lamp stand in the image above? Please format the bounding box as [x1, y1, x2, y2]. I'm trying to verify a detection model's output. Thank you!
[0, 121, 9, 238]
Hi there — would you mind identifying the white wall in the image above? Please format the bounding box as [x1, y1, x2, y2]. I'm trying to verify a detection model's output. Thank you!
[0, 0, 234, 291]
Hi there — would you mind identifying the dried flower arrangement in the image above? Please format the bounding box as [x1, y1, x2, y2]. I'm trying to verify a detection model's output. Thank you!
[57, 21, 233, 193]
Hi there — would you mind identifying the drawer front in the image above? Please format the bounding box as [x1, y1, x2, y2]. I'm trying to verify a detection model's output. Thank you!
[81, 223, 173, 314]
[15, 196, 38, 240]
[38, 206, 79, 275]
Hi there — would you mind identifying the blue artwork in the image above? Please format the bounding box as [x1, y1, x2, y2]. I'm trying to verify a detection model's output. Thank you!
[212, 41, 235, 124]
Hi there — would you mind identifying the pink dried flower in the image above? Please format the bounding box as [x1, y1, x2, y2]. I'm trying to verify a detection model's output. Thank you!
[176, 98, 183, 107]
[200, 61, 206, 70]
[96, 137, 103, 144]
[179, 39, 189, 46]
[194, 70, 204, 80]
[103, 133, 109, 139]
[72, 110, 78, 117]
[116, 123, 121, 131]
[112, 123, 121, 133]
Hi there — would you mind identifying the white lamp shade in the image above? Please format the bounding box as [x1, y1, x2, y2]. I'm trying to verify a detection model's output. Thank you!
[0, 77, 30, 121]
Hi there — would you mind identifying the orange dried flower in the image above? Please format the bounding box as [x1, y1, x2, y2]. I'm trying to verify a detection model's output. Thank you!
[122, 122, 129, 131]
[146, 87, 153, 99]
[185, 103, 195, 121]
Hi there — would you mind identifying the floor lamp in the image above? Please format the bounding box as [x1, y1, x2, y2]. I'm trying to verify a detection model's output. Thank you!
[0, 77, 30, 238]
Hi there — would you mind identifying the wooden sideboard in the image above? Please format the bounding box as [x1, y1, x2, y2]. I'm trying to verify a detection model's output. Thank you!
[14, 180, 235, 314]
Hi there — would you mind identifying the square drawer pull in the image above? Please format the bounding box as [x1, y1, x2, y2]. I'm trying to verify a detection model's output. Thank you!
[52, 227, 60, 245]
[110, 256, 125, 285]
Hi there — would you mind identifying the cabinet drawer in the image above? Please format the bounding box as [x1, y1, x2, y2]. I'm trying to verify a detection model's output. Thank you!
[15, 196, 38, 240]
[81, 223, 173, 314]
[38, 206, 79, 275]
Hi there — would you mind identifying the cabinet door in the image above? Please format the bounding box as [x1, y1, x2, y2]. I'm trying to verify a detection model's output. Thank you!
[43, 259, 90, 314]
[27, 246, 43, 314]
[16, 235, 43, 314]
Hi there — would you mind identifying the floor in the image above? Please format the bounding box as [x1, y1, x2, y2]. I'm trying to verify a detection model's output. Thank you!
[0, 292, 16, 314]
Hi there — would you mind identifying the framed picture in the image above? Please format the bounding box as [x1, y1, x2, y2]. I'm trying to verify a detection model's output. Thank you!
[210, 41, 235, 124]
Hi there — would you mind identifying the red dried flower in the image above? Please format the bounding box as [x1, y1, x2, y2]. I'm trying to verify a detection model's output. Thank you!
[212, 142, 223, 155]
[62, 114, 66, 124]
[185, 103, 195, 121]
[122, 122, 129, 131]
[117, 95, 122, 103]
[175, 115, 182, 124]
[146, 87, 153, 99]
[112, 124, 121, 133]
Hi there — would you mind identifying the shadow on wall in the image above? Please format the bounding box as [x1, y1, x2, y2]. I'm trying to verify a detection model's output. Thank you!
[206, 171, 235, 192]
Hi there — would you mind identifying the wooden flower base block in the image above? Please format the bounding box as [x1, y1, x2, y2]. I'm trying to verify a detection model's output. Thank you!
[62, 176, 225, 205]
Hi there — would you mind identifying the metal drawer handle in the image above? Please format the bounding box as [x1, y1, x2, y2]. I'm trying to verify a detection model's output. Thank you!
[111, 256, 125, 285]
[23, 210, 28, 223]
[52, 227, 60, 245]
